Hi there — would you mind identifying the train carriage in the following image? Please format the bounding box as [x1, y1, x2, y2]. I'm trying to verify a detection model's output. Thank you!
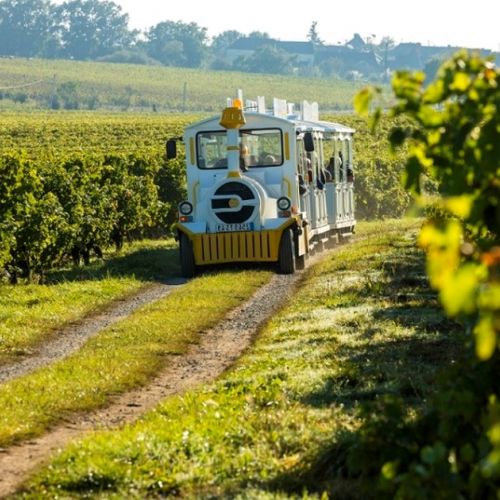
[167, 95, 356, 277]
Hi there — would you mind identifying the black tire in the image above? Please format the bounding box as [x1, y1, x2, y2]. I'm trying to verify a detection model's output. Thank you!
[179, 233, 196, 278]
[278, 228, 296, 274]
[295, 254, 306, 270]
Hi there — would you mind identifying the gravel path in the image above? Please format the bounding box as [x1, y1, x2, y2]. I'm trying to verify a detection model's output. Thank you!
[0, 271, 304, 498]
[0, 278, 187, 384]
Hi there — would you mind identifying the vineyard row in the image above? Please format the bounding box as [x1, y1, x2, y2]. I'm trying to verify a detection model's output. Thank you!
[0, 152, 185, 282]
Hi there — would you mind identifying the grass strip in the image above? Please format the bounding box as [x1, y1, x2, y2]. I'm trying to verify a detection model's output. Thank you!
[0, 269, 271, 447]
[0, 239, 179, 364]
[19, 218, 463, 498]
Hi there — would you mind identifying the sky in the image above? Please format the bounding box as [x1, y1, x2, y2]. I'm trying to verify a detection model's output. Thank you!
[106, 0, 500, 51]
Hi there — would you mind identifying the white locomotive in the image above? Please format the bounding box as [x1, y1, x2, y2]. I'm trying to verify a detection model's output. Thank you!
[166, 95, 355, 277]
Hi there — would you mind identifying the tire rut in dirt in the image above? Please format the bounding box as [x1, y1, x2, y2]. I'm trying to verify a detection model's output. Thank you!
[0, 278, 187, 384]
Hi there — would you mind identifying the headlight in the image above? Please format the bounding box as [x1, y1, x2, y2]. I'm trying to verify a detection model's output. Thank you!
[277, 197, 291, 211]
[179, 201, 193, 216]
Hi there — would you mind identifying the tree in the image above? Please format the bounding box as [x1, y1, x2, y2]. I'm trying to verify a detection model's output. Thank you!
[233, 45, 295, 75]
[211, 30, 243, 55]
[56, 0, 134, 60]
[0, 0, 59, 57]
[377, 36, 395, 74]
[352, 51, 500, 498]
[247, 31, 271, 40]
[145, 21, 208, 68]
[307, 21, 323, 46]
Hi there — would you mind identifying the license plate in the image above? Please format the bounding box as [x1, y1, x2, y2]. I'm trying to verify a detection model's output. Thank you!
[216, 223, 253, 232]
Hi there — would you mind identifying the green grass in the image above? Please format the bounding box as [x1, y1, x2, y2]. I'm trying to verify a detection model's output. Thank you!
[0, 57, 380, 112]
[0, 239, 179, 365]
[0, 269, 272, 447]
[18, 218, 464, 498]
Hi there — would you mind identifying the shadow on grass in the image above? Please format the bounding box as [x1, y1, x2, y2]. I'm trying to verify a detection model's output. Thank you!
[46, 245, 181, 285]
[301, 333, 462, 412]
[197, 260, 278, 276]
[45, 245, 277, 286]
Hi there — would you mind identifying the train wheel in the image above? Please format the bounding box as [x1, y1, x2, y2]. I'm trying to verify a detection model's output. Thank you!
[278, 228, 296, 274]
[295, 254, 306, 270]
[179, 233, 196, 278]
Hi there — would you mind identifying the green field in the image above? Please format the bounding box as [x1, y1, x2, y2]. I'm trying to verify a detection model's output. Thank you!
[0, 57, 382, 112]
[1, 51, 496, 498]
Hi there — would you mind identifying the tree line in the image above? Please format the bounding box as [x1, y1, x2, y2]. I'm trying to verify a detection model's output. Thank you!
[0, 0, 411, 80]
[0, 0, 275, 69]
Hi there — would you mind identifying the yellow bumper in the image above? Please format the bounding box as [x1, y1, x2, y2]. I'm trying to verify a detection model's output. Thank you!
[176, 223, 296, 266]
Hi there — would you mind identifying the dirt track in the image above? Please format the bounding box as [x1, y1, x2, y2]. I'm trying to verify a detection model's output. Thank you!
[0, 271, 303, 498]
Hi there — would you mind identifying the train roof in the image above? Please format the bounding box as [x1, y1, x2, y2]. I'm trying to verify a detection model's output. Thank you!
[185, 112, 355, 135]
[185, 95, 355, 135]
[289, 118, 355, 134]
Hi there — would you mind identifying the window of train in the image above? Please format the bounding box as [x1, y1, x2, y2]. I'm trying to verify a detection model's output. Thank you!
[322, 134, 336, 181]
[196, 129, 283, 169]
[240, 129, 283, 167]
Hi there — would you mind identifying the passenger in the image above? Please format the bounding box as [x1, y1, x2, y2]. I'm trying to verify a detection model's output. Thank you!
[297, 156, 309, 195]
[240, 145, 249, 172]
[305, 157, 313, 183]
[347, 166, 354, 183]
[316, 167, 326, 190]
[327, 156, 335, 179]
[338, 151, 344, 181]
[298, 174, 307, 195]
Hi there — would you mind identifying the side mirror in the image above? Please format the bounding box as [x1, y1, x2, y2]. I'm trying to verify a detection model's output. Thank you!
[304, 132, 314, 152]
[166, 139, 177, 159]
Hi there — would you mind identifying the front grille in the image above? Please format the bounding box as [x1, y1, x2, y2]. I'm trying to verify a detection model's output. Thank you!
[211, 181, 257, 224]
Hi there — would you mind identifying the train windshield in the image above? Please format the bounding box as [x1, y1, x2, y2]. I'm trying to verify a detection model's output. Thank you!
[197, 129, 283, 169]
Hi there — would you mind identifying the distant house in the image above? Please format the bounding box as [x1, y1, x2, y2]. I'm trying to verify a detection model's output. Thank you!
[387, 43, 499, 70]
[226, 37, 315, 66]
[316, 44, 380, 74]
[345, 33, 366, 51]
[275, 41, 315, 66]
[224, 34, 499, 78]
[387, 43, 454, 70]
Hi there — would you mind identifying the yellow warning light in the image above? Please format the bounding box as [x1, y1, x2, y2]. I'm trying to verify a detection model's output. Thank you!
[219, 106, 246, 129]
[232, 98, 243, 109]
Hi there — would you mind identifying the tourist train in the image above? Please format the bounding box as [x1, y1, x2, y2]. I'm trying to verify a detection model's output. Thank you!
[166, 94, 356, 277]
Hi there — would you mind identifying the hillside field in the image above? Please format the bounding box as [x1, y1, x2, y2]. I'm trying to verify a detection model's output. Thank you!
[0, 57, 384, 112]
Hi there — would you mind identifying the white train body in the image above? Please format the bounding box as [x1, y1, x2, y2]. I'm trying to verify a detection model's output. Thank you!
[170, 97, 356, 276]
